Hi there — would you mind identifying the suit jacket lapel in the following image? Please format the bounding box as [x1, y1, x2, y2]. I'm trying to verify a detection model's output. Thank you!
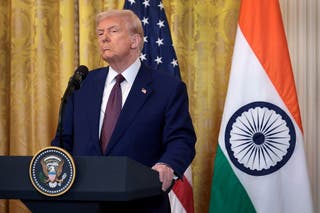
[105, 65, 153, 155]
[86, 67, 108, 150]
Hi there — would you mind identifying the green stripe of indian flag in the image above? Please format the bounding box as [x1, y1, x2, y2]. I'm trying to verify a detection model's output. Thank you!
[209, 145, 255, 213]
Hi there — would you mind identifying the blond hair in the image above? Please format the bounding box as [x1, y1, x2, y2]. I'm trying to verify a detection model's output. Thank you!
[96, 10, 144, 51]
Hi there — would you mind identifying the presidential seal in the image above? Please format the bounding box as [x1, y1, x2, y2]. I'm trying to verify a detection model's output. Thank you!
[29, 146, 76, 197]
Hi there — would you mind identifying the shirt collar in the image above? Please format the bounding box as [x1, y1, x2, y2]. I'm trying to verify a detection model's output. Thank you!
[108, 58, 141, 85]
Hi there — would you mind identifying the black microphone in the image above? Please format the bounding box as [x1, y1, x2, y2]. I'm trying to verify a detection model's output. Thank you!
[58, 65, 88, 150]
[61, 65, 89, 103]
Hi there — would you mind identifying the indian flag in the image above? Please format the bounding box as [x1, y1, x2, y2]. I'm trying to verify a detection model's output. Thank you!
[209, 0, 313, 212]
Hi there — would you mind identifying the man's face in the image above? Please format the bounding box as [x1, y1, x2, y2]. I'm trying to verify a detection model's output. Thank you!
[96, 16, 134, 63]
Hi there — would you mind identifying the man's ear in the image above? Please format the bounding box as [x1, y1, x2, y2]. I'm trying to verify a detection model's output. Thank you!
[130, 34, 141, 49]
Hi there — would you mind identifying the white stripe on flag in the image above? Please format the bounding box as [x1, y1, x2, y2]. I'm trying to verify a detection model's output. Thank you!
[169, 166, 194, 213]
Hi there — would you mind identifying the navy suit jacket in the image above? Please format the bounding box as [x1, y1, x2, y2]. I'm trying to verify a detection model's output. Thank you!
[52, 63, 196, 178]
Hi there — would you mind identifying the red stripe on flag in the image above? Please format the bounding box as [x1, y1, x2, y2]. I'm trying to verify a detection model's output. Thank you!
[239, 0, 303, 131]
[172, 175, 194, 213]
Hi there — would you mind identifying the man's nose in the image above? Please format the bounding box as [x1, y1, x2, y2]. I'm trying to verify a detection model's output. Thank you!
[102, 32, 110, 42]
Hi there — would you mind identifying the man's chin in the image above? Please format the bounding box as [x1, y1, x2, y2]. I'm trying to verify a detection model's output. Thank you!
[101, 55, 114, 64]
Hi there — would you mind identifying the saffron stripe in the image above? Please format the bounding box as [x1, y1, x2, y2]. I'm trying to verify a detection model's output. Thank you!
[239, 0, 303, 131]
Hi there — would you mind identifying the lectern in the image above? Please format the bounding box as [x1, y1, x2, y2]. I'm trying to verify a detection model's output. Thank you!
[0, 156, 162, 212]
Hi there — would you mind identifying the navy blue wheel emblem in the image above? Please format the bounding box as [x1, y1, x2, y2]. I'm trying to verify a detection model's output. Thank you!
[225, 101, 296, 176]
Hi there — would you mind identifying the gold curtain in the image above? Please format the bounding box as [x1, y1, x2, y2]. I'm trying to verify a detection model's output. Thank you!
[0, 0, 239, 212]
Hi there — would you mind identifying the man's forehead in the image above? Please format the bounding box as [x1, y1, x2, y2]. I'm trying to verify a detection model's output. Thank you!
[96, 23, 121, 31]
[97, 16, 125, 27]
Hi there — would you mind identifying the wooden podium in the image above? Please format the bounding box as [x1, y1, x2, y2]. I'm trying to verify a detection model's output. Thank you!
[0, 156, 162, 212]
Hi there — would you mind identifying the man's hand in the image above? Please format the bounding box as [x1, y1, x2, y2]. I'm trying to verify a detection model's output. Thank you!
[152, 163, 174, 192]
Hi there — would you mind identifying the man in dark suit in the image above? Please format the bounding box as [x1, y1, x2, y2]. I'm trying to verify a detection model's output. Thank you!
[52, 9, 196, 212]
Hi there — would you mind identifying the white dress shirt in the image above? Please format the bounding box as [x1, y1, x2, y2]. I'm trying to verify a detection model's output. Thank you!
[98, 58, 141, 138]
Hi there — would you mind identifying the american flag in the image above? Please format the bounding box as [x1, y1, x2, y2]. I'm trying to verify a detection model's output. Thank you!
[124, 1, 194, 213]
[124, 0, 180, 78]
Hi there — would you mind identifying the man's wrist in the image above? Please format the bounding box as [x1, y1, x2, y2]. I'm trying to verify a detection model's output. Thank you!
[155, 162, 178, 180]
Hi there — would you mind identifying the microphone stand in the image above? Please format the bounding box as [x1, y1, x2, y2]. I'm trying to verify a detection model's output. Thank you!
[57, 77, 79, 150]
[56, 65, 88, 150]
[57, 78, 79, 150]
[57, 97, 68, 149]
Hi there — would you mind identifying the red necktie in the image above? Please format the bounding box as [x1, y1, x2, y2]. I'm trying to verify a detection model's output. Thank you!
[100, 74, 125, 154]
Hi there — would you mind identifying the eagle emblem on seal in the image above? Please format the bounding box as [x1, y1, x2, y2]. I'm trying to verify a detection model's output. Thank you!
[40, 155, 67, 188]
